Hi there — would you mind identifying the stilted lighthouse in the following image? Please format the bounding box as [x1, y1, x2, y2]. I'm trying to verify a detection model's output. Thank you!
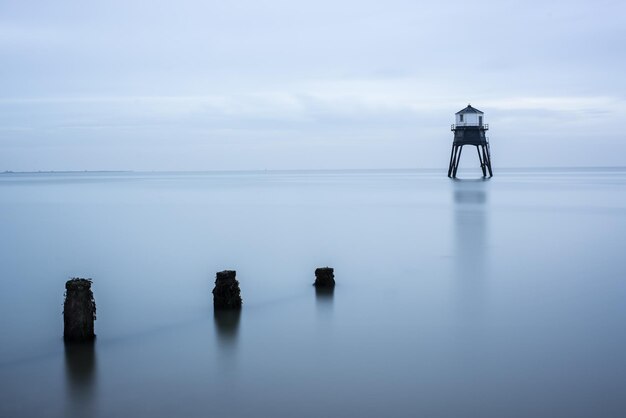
[448, 105, 493, 178]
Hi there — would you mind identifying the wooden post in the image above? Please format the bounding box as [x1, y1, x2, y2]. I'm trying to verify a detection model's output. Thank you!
[314, 267, 335, 288]
[213, 270, 242, 310]
[63, 278, 96, 342]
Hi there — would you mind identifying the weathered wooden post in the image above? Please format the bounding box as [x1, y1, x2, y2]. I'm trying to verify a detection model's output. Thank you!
[63, 278, 96, 341]
[314, 267, 335, 288]
[212, 270, 242, 310]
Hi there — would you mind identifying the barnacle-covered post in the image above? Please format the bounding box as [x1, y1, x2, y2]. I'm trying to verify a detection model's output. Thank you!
[314, 267, 335, 288]
[63, 278, 96, 341]
[212, 270, 242, 310]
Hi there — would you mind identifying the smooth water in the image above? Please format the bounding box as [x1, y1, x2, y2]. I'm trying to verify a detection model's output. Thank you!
[1, 169, 625, 417]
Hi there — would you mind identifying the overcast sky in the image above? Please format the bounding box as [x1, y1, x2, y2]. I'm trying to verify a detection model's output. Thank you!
[1, 0, 625, 171]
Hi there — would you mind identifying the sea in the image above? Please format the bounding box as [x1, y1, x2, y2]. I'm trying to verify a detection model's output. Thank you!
[1, 168, 625, 418]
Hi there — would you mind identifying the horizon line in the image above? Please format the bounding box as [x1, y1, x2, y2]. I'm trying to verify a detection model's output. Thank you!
[3, 166, 626, 175]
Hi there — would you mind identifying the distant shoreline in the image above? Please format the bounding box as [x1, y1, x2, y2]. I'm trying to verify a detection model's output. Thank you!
[3, 166, 626, 175]
[1, 170, 134, 174]
[3, 167, 626, 178]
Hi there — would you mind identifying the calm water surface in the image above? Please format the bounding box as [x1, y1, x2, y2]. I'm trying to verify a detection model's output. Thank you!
[1, 169, 625, 417]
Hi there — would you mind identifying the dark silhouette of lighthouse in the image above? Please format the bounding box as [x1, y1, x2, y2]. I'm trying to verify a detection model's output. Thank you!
[448, 105, 493, 178]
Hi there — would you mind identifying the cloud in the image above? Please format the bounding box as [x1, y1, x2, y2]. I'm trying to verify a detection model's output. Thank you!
[1, 86, 624, 134]
[482, 96, 626, 113]
[1, 0, 625, 169]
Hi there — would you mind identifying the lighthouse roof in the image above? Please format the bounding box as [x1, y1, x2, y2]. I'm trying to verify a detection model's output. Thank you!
[455, 104, 483, 115]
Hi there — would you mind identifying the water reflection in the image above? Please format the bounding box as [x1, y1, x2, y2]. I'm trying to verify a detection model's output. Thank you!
[213, 310, 241, 367]
[64, 341, 97, 418]
[315, 286, 334, 315]
[452, 180, 489, 317]
[214, 310, 241, 346]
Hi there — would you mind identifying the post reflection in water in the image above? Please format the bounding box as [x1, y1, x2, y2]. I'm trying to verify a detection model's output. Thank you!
[315, 286, 334, 315]
[213, 310, 241, 367]
[315, 287, 334, 341]
[452, 179, 489, 319]
[64, 341, 97, 418]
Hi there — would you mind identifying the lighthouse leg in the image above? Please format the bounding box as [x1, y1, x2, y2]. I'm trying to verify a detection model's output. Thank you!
[448, 145, 457, 178]
[482, 145, 493, 177]
[480, 145, 488, 176]
[449, 146, 457, 178]
[476, 146, 486, 177]
[452, 145, 463, 178]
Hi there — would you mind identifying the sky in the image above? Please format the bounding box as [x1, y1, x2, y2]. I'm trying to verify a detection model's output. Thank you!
[1, 0, 625, 171]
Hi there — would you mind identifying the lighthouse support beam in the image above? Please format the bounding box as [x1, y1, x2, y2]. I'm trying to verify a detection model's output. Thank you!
[448, 142, 493, 179]
[448, 145, 459, 178]
[481, 144, 493, 178]
[447, 145, 456, 178]
[476, 146, 487, 177]
[452, 145, 463, 178]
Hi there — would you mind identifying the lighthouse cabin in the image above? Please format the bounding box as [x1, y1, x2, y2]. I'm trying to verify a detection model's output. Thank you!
[455, 104, 484, 127]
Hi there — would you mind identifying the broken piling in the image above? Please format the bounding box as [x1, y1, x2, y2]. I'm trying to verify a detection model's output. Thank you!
[63, 278, 96, 341]
[212, 270, 242, 310]
[314, 267, 335, 288]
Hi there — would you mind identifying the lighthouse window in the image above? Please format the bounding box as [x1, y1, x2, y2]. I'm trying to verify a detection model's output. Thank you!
[459, 114, 464, 122]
